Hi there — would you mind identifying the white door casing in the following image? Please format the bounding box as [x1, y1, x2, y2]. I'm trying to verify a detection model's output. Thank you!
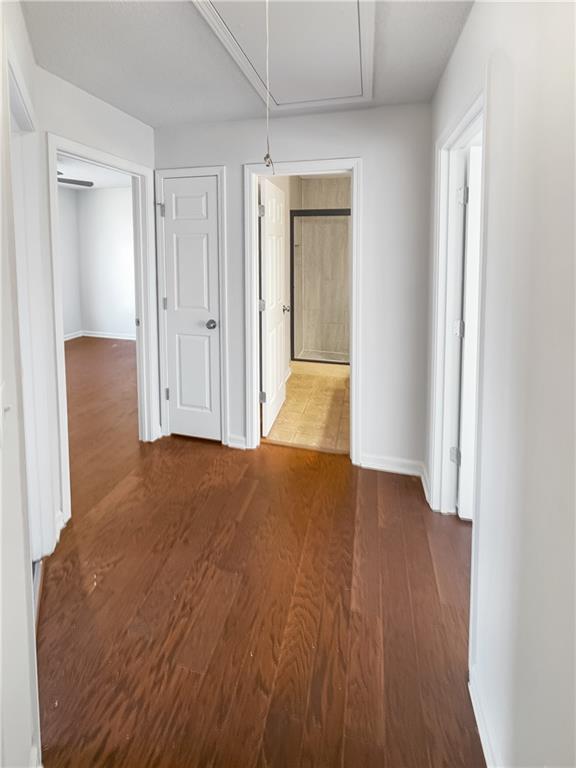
[161, 174, 222, 441]
[260, 178, 289, 436]
[458, 146, 483, 521]
[440, 148, 467, 513]
[428, 98, 484, 514]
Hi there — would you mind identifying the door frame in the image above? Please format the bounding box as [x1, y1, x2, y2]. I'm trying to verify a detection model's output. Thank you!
[289, 207, 351, 363]
[244, 158, 362, 463]
[47, 134, 161, 529]
[427, 95, 486, 515]
[4, 41, 43, 765]
[155, 166, 229, 443]
[8, 48, 49, 563]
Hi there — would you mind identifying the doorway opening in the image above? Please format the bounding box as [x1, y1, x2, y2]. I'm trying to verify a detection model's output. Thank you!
[46, 136, 160, 536]
[454, 135, 483, 521]
[244, 158, 360, 461]
[255, 171, 353, 456]
[429, 98, 485, 683]
[429, 103, 484, 521]
[56, 154, 141, 517]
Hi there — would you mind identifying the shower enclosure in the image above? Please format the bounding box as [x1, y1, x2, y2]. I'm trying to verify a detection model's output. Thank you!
[290, 208, 350, 364]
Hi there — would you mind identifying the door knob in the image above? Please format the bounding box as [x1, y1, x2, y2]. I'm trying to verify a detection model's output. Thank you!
[282, 305, 291, 314]
[206, 319, 217, 329]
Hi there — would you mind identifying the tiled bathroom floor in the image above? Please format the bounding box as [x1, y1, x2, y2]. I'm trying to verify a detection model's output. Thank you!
[264, 362, 349, 454]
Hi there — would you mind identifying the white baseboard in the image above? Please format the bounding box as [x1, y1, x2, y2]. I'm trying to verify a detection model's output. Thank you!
[64, 330, 137, 342]
[227, 433, 248, 450]
[421, 463, 432, 506]
[64, 330, 83, 341]
[29, 743, 42, 767]
[359, 453, 425, 480]
[468, 675, 498, 768]
[32, 560, 43, 627]
[82, 330, 136, 341]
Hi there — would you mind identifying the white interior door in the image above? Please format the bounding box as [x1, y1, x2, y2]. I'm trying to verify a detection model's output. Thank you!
[458, 146, 483, 521]
[260, 178, 289, 436]
[161, 174, 221, 441]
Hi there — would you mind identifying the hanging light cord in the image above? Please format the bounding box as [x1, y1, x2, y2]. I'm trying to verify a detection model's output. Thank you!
[263, 0, 275, 173]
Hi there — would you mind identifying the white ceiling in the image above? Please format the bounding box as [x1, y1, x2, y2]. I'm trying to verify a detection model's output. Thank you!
[23, 1, 473, 128]
[57, 155, 132, 189]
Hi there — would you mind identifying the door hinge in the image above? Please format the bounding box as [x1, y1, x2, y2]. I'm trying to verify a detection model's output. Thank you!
[454, 319, 465, 338]
[258, 299, 266, 312]
[259, 391, 267, 404]
[450, 446, 461, 466]
[458, 186, 469, 206]
[258, 204, 265, 218]
[165, 387, 170, 400]
[162, 297, 167, 310]
[156, 202, 165, 217]
[135, 318, 141, 327]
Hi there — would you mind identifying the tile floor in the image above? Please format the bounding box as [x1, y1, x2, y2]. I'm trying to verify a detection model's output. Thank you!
[265, 362, 349, 454]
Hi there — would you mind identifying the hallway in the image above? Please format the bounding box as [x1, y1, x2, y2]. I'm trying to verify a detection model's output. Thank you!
[37, 339, 484, 767]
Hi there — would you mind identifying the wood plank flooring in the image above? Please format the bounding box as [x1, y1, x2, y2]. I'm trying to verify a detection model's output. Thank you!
[37, 337, 485, 767]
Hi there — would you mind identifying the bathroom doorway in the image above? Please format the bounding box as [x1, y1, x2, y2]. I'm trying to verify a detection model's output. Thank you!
[258, 172, 351, 454]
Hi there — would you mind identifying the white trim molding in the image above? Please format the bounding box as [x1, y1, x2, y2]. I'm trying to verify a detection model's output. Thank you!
[63, 330, 83, 341]
[72, 331, 137, 342]
[244, 157, 362, 464]
[468, 673, 498, 768]
[227, 434, 248, 450]
[29, 744, 42, 768]
[7, 40, 38, 133]
[47, 134, 161, 535]
[420, 463, 432, 506]
[359, 454, 426, 481]
[154, 165, 230, 445]
[428, 94, 485, 514]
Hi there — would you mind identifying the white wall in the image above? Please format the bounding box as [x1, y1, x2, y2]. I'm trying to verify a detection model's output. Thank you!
[4, 0, 154, 557]
[2, 7, 41, 764]
[58, 187, 82, 337]
[1, 177, 41, 768]
[77, 187, 135, 339]
[156, 104, 432, 467]
[59, 186, 135, 340]
[430, 3, 575, 766]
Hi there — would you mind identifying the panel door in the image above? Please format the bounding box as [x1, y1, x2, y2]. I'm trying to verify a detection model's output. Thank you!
[162, 175, 221, 440]
[260, 178, 289, 436]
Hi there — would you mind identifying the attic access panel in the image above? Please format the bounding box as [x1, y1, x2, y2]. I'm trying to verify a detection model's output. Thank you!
[199, 0, 374, 110]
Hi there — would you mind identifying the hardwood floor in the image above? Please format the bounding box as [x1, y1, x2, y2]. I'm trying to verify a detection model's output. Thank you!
[38, 337, 485, 767]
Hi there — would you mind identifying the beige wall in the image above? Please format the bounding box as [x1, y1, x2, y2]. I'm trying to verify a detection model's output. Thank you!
[300, 175, 350, 209]
[293, 176, 350, 362]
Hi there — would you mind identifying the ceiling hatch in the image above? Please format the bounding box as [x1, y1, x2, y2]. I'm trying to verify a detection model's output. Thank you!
[193, 0, 375, 111]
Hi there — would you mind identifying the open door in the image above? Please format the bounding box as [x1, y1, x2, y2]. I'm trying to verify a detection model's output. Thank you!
[260, 178, 289, 436]
[457, 145, 483, 521]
